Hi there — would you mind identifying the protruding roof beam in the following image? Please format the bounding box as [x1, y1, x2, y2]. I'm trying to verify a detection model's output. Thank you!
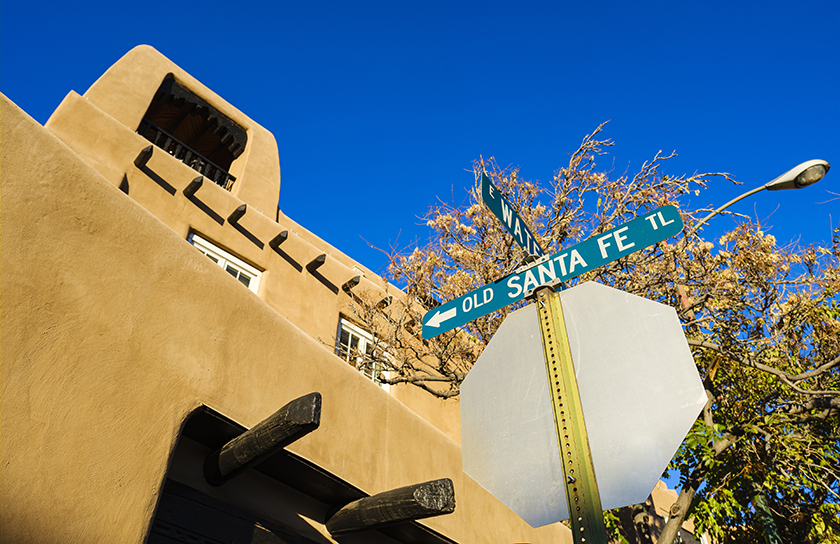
[228, 204, 247, 223]
[183, 176, 203, 198]
[134, 145, 153, 168]
[306, 253, 327, 273]
[204, 392, 322, 486]
[342, 275, 361, 293]
[326, 478, 455, 537]
[269, 230, 289, 250]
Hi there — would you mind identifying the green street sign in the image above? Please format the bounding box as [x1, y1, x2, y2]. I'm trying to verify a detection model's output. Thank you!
[481, 173, 546, 256]
[422, 205, 683, 338]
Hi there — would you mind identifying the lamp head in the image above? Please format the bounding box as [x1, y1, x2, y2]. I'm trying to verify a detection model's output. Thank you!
[765, 159, 830, 191]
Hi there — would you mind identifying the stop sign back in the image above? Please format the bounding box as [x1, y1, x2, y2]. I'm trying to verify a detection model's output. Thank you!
[460, 282, 706, 527]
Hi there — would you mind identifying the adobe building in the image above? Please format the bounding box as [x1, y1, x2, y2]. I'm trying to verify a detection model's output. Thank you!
[1, 45, 572, 543]
[3, 45, 711, 544]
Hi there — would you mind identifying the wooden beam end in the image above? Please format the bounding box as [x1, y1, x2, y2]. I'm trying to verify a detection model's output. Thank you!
[134, 145, 153, 168]
[306, 253, 327, 273]
[342, 275, 361, 293]
[228, 204, 247, 223]
[204, 392, 322, 486]
[183, 176, 204, 198]
[269, 230, 289, 250]
[326, 478, 455, 536]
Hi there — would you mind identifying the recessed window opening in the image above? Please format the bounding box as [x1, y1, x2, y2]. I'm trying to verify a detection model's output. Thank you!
[137, 75, 247, 191]
[336, 318, 388, 390]
[189, 233, 261, 294]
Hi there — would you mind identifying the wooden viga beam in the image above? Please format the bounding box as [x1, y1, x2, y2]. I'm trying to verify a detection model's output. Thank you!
[203, 392, 321, 486]
[325, 478, 455, 537]
[341, 275, 361, 293]
[183, 176, 203, 198]
[228, 204, 247, 224]
[134, 145, 153, 168]
[306, 253, 327, 273]
[269, 230, 289, 250]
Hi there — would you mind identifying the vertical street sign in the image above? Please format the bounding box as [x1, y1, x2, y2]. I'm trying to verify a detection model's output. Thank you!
[481, 173, 545, 257]
[422, 205, 683, 338]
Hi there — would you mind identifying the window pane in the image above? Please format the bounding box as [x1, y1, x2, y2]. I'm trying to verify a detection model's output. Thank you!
[361, 361, 382, 382]
[337, 318, 387, 389]
[338, 330, 350, 360]
[189, 234, 261, 294]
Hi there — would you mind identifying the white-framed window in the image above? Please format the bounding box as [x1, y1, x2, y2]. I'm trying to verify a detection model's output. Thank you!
[336, 318, 388, 390]
[188, 233, 262, 294]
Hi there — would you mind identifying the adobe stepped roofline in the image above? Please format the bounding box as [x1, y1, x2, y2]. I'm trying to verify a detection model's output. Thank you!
[47, 45, 282, 214]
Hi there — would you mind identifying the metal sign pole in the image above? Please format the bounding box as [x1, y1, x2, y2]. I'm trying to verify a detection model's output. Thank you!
[536, 289, 608, 544]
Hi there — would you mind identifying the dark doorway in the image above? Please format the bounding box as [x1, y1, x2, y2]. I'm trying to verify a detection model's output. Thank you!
[148, 479, 322, 544]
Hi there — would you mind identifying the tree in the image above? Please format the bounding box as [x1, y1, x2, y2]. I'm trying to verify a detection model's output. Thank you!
[342, 123, 840, 543]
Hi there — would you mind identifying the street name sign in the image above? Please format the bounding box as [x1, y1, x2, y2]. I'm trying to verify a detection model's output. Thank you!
[481, 173, 546, 256]
[460, 282, 706, 527]
[422, 205, 683, 339]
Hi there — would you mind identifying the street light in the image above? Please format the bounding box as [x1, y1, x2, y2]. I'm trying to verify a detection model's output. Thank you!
[687, 159, 831, 236]
[676, 159, 830, 542]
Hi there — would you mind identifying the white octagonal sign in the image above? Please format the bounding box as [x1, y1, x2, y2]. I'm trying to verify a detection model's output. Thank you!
[460, 282, 706, 527]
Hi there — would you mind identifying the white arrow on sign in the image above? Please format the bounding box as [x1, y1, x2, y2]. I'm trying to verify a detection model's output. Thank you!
[425, 307, 457, 328]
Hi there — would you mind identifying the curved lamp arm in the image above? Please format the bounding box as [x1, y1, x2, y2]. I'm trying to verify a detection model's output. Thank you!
[685, 159, 830, 238]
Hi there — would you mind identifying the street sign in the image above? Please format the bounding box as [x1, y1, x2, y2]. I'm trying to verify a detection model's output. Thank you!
[481, 173, 545, 256]
[460, 282, 706, 527]
[422, 205, 683, 339]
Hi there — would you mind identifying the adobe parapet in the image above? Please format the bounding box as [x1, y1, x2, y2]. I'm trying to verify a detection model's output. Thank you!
[46, 45, 281, 215]
[2, 90, 568, 544]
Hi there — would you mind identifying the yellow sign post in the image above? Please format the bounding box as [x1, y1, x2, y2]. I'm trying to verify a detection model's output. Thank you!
[537, 289, 608, 543]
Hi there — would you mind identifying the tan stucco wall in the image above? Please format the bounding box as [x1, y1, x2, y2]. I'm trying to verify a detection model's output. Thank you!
[1, 94, 567, 543]
[43, 45, 463, 443]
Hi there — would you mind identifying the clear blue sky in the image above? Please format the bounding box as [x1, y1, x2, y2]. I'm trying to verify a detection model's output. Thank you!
[2, 1, 837, 275]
